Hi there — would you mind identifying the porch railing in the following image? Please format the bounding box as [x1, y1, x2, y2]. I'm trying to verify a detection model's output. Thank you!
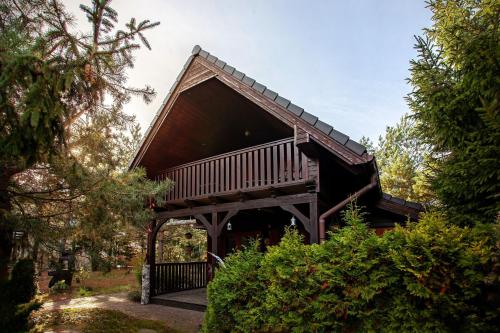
[153, 262, 207, 295]
[156, 137, 311, 202]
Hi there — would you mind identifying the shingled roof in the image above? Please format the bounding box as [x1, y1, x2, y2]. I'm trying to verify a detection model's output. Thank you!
[130, 45, 370, 169]
[191, 45, 368, 157]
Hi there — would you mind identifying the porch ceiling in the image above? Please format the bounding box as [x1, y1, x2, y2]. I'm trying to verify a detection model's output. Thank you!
[139, 78, 293, 177]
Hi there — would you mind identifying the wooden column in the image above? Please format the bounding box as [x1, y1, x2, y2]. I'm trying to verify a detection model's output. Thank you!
[309, 198, 319, 244]
[147, 219, 157, 297]
[211, 211, 218, 257]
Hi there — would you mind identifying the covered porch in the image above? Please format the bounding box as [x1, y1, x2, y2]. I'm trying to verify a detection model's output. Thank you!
[145, 192, 319, 306]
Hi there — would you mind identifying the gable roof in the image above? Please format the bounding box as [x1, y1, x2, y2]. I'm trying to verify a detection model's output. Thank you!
[129, 45, 372, 170]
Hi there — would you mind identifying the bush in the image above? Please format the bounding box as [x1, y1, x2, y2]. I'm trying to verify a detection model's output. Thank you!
[0, 259, 41, 333]
[202, 207, 499, 332]
[131, 255, 144, 287]
[127, 290, 142, 303]
[203, 242, 265, 332]
[50, 280, 69, 294]
[9, 259, 37, 304]
[77, 286, 93, 297]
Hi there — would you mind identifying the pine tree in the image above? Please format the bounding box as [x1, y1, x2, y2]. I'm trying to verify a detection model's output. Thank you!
[360, 114, 434, 204]
[407, 0, 500, 225]
[0, 0, 162, 281]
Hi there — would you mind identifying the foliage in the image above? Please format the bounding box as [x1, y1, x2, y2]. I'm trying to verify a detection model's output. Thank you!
[203, 205, 499, 332]
[203, 241, 265, 333]
[127, 289, 142, 303]
[407, 0, 500, 225]
[0, 259, 41, 333]
[131, 254, 144, 287]
[32, 308, 178, 333]
[74, 267, 90, 287]
[0, 0, 159, 169]
[157, 223, 207, 263]
[49, 280, 69, 294]
[77, 286, 93, 297]
[0, 0, 168, 277]
[9, 258, 38, 304]
[360, 114, 434, 204]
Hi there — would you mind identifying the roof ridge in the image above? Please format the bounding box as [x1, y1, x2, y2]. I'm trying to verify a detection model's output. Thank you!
[191, 45, 367, 157]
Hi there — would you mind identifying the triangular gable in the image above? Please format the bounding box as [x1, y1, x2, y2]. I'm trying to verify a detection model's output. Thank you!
[129, 45, 372, 170]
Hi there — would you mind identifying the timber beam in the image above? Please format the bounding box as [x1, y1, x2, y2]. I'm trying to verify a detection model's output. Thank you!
[155, 193, 317, 220]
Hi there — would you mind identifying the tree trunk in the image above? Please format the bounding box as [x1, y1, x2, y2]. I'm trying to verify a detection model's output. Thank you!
[0, 170, 15, 283]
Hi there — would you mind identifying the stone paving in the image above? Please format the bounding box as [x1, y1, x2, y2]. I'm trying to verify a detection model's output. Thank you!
[42, 292, 205, 333]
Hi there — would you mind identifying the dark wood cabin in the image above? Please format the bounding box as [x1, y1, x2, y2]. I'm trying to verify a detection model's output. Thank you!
[130, 45, 422, 302]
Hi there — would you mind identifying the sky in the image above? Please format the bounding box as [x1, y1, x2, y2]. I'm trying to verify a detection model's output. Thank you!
[65, 0, 431, 142]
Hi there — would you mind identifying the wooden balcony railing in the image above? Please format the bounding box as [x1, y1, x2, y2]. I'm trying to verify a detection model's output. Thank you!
[156, 137, 312, 202]
[153, 262, 207, 295]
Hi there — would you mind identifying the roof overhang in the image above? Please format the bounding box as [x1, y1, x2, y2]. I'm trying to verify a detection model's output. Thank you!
[129, 45, 374, 172]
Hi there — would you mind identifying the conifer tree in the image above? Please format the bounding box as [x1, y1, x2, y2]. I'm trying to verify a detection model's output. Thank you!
[407, 0, 500, 225]
[0, 0, 163, 281]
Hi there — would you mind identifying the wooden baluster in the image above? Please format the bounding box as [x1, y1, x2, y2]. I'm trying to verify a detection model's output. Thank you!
[272, 145, 278, 184]
[191, 166, 195, 198]
[209, 161, 214, 194]
[259, 149, 265, 186]
[242, 153, 247, 189]
[197, 164, 201, 196]
[220, 159, 225, 192]
[183, 167, 187, 199]
[286, 142, 292, 182]
[253, 150, 259, 187]
[266, 147, 271, 185]
[167, 263, 171, 291]
[206, 163, 210, 195]
[234, 155, 239, 190]
[200, 163, 205, 196]
[215, 159, 219, 193]
[173, 170, 177, 200]
[252, 151, 255, 187]
[161, 264, 167, 292]
[279, 144, 285, 183]
[177, 169, 181, 200]
[225, 157, 230, 192]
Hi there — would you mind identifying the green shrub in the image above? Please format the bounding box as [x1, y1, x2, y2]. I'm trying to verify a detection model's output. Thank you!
[131, 255, 144, 287]
[50, 280, 69, 294]
[77, 286, 93, 297]
[127, 290, 142, 303]
[203, 241, 265, 333]
[9, 259, 37, 304]
[0, 259, 41, 333]
[202, 207, 499, 332]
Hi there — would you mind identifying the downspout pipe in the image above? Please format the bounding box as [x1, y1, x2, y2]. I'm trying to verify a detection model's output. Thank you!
[319, 174, 378, 242]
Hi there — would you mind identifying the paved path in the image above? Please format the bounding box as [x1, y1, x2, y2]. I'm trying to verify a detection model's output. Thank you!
[42, 292, 204, 333]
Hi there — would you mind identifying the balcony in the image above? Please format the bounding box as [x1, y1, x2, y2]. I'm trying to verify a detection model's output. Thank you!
[156, 137, 317, 205]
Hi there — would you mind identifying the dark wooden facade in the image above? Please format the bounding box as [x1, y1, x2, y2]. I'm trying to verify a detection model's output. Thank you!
[130, 46, 422, 298]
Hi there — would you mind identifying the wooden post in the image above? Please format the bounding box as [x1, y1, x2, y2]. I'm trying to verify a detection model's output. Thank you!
[309, 198, 319, 244]
[147, 219, 157, 297]
[211, 211, 218, 257]
[158, 231, 164, 263]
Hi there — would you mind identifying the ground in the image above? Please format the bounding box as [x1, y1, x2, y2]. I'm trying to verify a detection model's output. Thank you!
[38, 269, 138, 301]
[32, 292, 204, 333]
[32, 308, 176, 333]
[34, 270, 204, 332]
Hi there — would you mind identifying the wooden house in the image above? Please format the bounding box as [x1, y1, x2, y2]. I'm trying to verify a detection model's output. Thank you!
[130, 46, 422, 303]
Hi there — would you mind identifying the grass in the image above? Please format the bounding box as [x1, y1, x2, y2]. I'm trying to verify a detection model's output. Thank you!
[32, 308, 178, 333]
[39, 269, 139, 301]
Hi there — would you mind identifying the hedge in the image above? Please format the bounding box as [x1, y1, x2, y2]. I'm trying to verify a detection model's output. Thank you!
[202, 207, 499, 332]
